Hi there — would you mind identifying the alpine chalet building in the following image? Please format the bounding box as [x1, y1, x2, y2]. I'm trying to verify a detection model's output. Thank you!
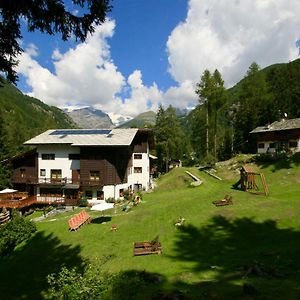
[9, 128, 154, 202]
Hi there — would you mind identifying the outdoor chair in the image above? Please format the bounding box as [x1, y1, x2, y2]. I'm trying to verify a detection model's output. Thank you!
[68, 210, 91, 231]
[133, 235, 162, 256]
[212, 195, 233, 206]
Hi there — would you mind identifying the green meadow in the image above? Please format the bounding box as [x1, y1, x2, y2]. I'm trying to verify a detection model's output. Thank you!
[1, 154, 300, 299]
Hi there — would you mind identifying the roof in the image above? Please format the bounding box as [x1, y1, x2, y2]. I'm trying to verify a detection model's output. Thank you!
[0, 149, 37, 164]
[24, 128, 140, 146]
[242, 164, 258, 174]
[250, 118, 300, 134]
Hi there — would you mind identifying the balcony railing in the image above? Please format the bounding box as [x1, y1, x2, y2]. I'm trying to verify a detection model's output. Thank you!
[11, 176, 103, 187]
[0, 195, 78, 209]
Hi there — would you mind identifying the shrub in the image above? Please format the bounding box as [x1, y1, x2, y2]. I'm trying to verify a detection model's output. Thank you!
[79, 196, 88, 207]
[45, 265, 160, 300]
[105, 197, 115, 203]
[45, 264, 113, 300]
[0, 217, 37, 256]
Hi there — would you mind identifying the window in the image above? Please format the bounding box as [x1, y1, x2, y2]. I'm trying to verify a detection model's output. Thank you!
[42, 153, 55, 160]
[258, 143, 264, 149]
[68, 154, 80, 160]
[119, 189, 124, 197]
[51, 169, 62, 181]
[40, 169, 46, 176]
[97, 191, 104, 200]
[269, 143, 276, 149]
[20, 168, 26, 178]
[134, 154, 142, 159]
[289, 141, 298, 148]
[85, 191, 93, 200]
[134, 167, 142, 173]
[90, 171, 100, 181]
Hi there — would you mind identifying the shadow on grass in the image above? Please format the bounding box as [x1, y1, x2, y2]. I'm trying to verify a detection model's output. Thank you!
[91, 216, 112, 224]
[166, 215, 300, 299]
[0, 231, 85, 300]
[105, 216, 300, 299]
[255, 152, 300, 172]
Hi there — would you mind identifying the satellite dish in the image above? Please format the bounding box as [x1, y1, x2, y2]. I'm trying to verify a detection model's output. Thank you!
[284, 113, 288, 118]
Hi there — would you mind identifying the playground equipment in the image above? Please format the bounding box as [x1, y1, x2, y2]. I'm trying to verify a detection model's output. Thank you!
[233, 165, 268, 196]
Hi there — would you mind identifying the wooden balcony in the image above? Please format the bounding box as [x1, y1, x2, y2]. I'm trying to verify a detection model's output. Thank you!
[12, 176, 101, 187]
[0, 195, 78, 209]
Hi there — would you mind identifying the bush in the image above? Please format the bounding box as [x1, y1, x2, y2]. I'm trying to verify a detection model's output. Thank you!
[45, 264, 113, 300]
[79, 196, 88, 207]
[105, 197, 115, 203]
[0, 217, 37, 256]
[45, 265, 161, 300]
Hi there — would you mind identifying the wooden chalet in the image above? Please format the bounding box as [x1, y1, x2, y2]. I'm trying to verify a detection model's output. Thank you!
[0, 128, 154, 210]
[250, 118, 300, 154]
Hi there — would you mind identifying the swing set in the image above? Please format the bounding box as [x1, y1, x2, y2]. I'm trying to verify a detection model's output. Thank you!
[233, 165, 268, 196]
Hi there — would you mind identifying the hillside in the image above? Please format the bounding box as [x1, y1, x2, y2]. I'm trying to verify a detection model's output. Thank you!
[1, 154, 299, 299]
[227, 57, 300, 105]
[118, 111, 156, 128]
[0, 77, 76, 157]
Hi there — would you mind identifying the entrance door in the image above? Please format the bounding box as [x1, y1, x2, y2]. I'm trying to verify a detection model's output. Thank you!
[72, 169, 80, 184]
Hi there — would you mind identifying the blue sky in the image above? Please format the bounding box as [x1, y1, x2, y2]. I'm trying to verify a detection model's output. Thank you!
[16, 0, 300, 121]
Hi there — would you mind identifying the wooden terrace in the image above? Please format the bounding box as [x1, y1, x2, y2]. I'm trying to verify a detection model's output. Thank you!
[0, 193, 78, 209]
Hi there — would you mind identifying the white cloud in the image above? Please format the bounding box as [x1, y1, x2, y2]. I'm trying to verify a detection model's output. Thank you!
[17, 1, 300, 119]
[17, 20, 125, 110]
[167, 0, 300, 86]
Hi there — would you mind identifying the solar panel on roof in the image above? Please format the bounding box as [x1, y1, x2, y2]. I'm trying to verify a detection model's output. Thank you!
[49, 129, 111, 135]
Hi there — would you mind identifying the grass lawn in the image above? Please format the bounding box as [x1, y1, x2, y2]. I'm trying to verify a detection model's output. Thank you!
[1, 155, 300, 299]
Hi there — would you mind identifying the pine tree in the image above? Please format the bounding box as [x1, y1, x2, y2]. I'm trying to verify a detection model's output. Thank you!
[154, 105, 185, 172]
[233, 62, 274, 152]
[195, 69, 226, 161]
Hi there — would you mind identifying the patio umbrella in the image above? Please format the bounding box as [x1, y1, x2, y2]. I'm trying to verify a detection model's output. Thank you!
[91, 202, 114, 212]
[0, 188, 18, 194]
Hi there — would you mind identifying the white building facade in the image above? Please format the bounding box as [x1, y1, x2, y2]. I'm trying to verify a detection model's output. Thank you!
[18, 128, 154, 202]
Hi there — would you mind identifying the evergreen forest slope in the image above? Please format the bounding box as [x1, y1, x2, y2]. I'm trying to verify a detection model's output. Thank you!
[0, 77, 76, 158]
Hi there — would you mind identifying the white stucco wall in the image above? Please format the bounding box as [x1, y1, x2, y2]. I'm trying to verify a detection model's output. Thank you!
[257, 141, 276, 154]
[36, 143, 151, 200]
[257, 140, 300, 153]
[128, 151, 150, 191]
[37, 145, 80, 181]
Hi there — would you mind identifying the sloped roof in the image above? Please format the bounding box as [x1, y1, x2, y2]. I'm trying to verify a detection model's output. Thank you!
[24, 128, 139, 146]
[250, 118, 300, 134]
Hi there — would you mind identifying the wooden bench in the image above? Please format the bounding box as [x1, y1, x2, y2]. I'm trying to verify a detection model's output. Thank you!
[68, 210, 91, 231]
[133, 236, 162, 256]
[212, 195, 233, 207]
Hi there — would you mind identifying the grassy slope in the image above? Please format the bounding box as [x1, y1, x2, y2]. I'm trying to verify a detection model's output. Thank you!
[0, 155, 300, 299]
[118, 111, 156, 128]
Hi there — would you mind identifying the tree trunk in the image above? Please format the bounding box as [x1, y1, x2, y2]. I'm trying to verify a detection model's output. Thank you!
[206, 102, 209, 158]
[214, 109, 217, 160]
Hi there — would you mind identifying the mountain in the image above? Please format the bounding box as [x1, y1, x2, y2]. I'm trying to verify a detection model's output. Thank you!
[0, 77, 76, 157]
[118, 111, 156, 128]
[65, 107, 114, 129]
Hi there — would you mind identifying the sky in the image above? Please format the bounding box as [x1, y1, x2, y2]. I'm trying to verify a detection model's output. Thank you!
[16, 0, 300, 122]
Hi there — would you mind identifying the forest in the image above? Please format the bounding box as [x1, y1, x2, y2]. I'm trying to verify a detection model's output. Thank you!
[154, 58, 300, 171]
